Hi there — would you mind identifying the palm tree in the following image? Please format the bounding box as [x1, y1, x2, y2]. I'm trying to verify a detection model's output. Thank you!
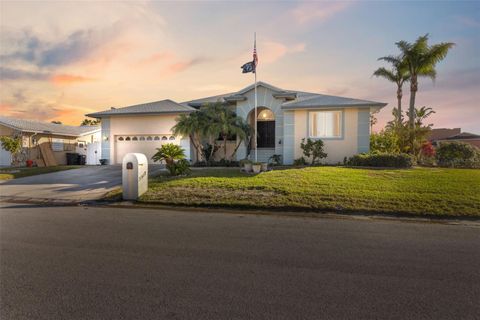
[202, 102, 252, 160]
[172, 111, 206, 161]
[151, 143, 185, 165]
[396, 34, 454, 130]
[373, 55, 410, 124]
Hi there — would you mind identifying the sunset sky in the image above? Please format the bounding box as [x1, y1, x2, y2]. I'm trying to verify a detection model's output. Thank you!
[1, 1, 479, 132]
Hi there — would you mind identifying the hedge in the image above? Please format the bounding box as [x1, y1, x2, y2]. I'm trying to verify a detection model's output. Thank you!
[347, 153, 413, 168]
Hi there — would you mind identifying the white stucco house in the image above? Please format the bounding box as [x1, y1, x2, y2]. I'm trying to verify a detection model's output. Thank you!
[86, 82, 386, 165]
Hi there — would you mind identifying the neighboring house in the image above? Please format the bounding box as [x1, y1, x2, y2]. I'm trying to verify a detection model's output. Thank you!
[0, 116, 101, 166]
[429, 128, 480, 148]
[87, 81, 386, 165]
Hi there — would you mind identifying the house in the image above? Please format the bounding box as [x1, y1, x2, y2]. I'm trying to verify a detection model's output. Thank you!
[0, 116, 101, 167]
[429, 129, 480, 148]
[87, 81, 386, 165]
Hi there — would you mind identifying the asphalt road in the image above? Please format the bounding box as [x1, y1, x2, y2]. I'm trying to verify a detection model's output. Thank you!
[1, 204, 479, 320]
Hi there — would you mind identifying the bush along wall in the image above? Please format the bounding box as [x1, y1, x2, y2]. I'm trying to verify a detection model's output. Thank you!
[347, 153, 414, 168]
[435, 142, 480, 168]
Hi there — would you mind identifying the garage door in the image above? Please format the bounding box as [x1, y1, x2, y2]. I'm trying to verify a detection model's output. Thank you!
[114, 135, 181, 164]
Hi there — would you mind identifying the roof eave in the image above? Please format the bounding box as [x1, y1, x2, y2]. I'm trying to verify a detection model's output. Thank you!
[86, 110, 194, 118]
[281, 103, 387, 110]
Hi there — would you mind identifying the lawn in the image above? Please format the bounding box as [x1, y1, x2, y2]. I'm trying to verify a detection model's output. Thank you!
[141, 167, 480, 217]
[0, 166, 81, 180]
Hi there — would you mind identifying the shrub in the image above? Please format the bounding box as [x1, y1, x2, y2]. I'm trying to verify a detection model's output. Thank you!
[418, 141, 436, 166]
[347, 153, 413, 168]
[239, 159, 252, 167]
[268, 154, 282, 166]
[152, 143, 185, 165]
[370, 130, 400, 153]
[436, 142, 480, 168]
[300, 138, 327, 164]
[166, 159, 191, 176]
[193, 160, 240, 167]
[293, 157, 307, 166]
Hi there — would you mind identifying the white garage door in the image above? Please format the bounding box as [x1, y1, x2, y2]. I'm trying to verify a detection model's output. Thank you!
[0, 148, 12, 167]
[114, 135, 184, 164]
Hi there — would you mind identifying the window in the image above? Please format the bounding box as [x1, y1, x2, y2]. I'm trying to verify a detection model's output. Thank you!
[125, 137, 131, 141]
[118, 137, 124, 141]
[52, 138, 64, 151]
[132, 136, 138, 141]
[162, 136, 168, 141]
[146, 136, 153, 141]
[309, 111, 342, 138]
[169, 136, 176, 140]
[139, 136, 145, 141]
[154, 136, 160, 141]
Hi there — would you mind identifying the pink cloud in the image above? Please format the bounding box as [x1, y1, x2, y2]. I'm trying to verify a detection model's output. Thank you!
[51, 74, 94, 85]
[259, 41, 306, 64]
[292, 2, 352, 24]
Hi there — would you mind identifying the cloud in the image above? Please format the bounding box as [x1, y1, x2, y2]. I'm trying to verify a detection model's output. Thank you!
[50, 74, 94, 85]
[166, 57, 208, 74]
[454, 15, 480, 28]
[292, 2, 352, 24]
[0, 67, 49, 81]
[259, 41, 306, 64]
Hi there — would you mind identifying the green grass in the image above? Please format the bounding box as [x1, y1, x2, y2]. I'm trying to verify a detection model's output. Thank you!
[140, 167, 480, 217]
[0, 166, 82, 180]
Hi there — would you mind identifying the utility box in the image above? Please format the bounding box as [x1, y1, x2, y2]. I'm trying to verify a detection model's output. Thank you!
[122, 153, 148, 200]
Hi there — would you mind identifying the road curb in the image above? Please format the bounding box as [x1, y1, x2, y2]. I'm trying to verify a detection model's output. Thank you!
[2, 196, 478, 227]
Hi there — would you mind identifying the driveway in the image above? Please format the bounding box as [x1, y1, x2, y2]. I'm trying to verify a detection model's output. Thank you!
[0, 165, 163, 202]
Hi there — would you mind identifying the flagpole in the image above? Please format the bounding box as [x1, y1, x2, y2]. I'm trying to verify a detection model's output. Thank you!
[254, 32, 258, 163]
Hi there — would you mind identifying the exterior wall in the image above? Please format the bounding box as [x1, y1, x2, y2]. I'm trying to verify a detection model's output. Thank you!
[357, 108, 370, 153]
[235, 85, 285, 162]
[108, 114, 187, 164]
[292, 108, 360, 164]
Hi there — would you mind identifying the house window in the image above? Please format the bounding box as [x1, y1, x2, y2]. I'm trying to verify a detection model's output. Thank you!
[169, 136, 176, 140]
[162, 136, 168, 141]
[52, 138, 64, 151]
[118, 137, 124, 141]
[125, 137, 131, 141]
[154, 136, 160, 141]
[309, 111, 342, 138]
[147, 136, 153, 141]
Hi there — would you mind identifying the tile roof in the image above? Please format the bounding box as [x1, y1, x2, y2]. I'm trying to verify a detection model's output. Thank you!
[0, 116, 100, 137]
[87, 99, 196, 117]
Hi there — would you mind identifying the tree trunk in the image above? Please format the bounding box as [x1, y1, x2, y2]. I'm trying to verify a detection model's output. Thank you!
[223, 136, 228, 160]
[408, 76, 418, 152]
[396, 86, 402, 125]
[409, 77, 417, 130]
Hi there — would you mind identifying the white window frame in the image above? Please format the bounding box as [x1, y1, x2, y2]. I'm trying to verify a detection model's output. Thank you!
[52, 138, 64, 151]
[308, 110, 343, 139]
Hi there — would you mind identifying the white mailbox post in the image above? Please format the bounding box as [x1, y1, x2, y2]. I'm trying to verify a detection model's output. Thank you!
[122, 153, 148, 200]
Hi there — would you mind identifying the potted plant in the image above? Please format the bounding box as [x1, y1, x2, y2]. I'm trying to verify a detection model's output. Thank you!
[261, 162, 268, 172]
[99, 159, 108, 165]
[252, 162, 262, 173]
[240, 159, 252, 172]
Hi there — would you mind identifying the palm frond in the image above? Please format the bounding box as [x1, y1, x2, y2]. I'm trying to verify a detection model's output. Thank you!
[372, 67, 397, 82]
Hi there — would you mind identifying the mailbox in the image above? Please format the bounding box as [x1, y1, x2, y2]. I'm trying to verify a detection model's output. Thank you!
[122, 153, 148, 200]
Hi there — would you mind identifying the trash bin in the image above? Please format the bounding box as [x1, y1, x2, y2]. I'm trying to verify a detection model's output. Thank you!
[66, 153, 79, 165]
[78, 154, 86, 165]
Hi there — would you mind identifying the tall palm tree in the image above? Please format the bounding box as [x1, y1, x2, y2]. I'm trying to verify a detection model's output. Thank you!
[396, 34, 454, 130]
[172, 111, 206, 162]
[373, 55, 410, 125]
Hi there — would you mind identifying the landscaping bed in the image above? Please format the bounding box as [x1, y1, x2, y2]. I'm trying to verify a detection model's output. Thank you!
[139, 167, 480, 218]
[0, 166, 81, 180]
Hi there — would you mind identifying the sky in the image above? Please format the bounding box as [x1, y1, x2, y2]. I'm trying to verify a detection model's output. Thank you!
[0, 0, 479, 133]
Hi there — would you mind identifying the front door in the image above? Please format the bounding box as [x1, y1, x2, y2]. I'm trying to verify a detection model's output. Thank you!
[257, 121, 275, 148]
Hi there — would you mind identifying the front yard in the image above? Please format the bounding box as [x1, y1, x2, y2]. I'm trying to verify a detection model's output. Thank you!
[0, 166, 81, 180]
[140, 167, 480, 218]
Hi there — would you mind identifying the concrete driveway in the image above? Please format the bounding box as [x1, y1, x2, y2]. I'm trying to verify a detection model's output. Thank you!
[0, 165, 163, 202]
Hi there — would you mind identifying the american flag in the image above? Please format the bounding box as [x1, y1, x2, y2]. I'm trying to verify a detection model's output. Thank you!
[253, 41, 258, 72]
[241, 37, 258, 74]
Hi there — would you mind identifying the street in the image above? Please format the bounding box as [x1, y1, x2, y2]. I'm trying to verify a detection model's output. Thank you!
[1, 203, 479, 319]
